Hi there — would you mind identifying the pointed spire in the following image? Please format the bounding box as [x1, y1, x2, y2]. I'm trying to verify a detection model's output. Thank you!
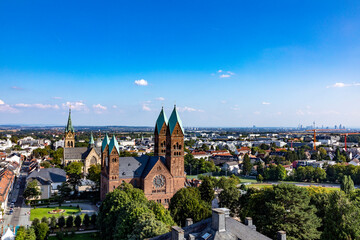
[101, 134, 110, 152]
[155, 107, 168, 134]
[89, 132, 95, 148]
[168, 105, 184, 135]
[108, 135, 120, 155]
[65, 108, 74, 133]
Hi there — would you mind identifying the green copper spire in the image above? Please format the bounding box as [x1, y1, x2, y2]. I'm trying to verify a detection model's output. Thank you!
[168, 105, 184, 135]
[108, 135, 120, 155]
[101, 134, 110, 152]
[89, 132, 95, 148]
[155, 107, 168, 134]
[65, 109, 74, 133]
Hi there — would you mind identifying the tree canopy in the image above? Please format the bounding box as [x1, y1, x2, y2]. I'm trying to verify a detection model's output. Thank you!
[98, 182, 174, 240]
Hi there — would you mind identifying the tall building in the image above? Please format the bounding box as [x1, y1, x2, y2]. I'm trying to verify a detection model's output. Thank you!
[100, 106, 186, 207]
[63, 110, 101, 174]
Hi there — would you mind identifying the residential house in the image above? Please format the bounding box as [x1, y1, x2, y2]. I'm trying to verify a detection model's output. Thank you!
[0, 169, 14, 219]
[222, 161, 240, 174]
[26, 168, 66, 199]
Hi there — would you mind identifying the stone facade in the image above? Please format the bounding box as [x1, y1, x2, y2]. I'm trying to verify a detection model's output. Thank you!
[100, 106, 186, 207]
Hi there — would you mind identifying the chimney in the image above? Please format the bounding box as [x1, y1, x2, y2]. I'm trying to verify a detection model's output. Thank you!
[171, 226, 184, 240]
[212, 208, 226, 232]
[245, 217, 256, 231]
[185, 218, 193, 227]
[188, 234, 195, 240]
[277, 231, 286, 240]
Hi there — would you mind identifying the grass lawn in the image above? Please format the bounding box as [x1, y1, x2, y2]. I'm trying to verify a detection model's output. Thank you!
[238, 177, 258, 183]
[249, 183, 340, 191]
[48, 232, 100, 240]
[30, 206, 80, 221]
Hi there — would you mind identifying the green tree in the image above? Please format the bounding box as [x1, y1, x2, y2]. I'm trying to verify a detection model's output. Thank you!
[169, 187, 211, 226]
[83, 214, 90, 227]
[36, 222, 49, 240]
[91, 214, 97, 226]
[276, 164, 286, 180]
[74, 215, 82, 229]
[87, 164, 101, 188]
[322, 191, 360, 240]
[40, 161, 51, 168]
[341, 175, 355, 194]
[57, 182, 72, 200]
[218, 185, 240, 216]
[41, 216, 48, 225]
[58, 216, 65, 229]
[242, 154, 252, 175]
[15, 226, 26, 240]
[26, 228, 36, 240]
[23, 180, 41, 200]
[239, 184, 321, 240]
[98, 182, 174, 240]
[257, 174, 264, 182]
[66, 215, 74, 228]
[199, 176, 215, 204]
[50, 216, 57, 229]
[32, 218, 40, 227]
[126, 211, 169, 240]
[65, 162, 84, 190]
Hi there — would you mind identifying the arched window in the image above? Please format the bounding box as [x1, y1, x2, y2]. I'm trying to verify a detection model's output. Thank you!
[71, 141, 73, 147]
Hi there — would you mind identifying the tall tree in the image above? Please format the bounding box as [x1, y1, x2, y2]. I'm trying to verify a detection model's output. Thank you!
[23, 180, 41, 200]
[87, 164, 101, 188]
[169, 187, 211, 226]
[341, 175, 355, 194]
[65, 161, 84, 190]
[74, 215, 82, 229]
[66, 215, 74, 228]
[58, 216, 65, 229]
[322, 191, 360, 240]
[36, 223, 49, 240]
[242, 154, 252, 175]
[240, 184, 321, 240]
[218, 185, 240, 216]
[199, 176, 215, 204]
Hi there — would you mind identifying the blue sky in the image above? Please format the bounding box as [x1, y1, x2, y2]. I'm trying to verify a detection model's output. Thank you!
[1, 0, 360, 127]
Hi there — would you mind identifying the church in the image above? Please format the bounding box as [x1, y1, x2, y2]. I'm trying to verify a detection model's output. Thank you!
[63, 110, 102, 174]
[100, 106, 186, 207]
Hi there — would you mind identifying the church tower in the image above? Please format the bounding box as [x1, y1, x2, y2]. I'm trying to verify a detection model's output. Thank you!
[165, 105, 185, 191]
[108, 135, 120, 181]
[154, 107, 168, 157]
[64, 109, 75, 148]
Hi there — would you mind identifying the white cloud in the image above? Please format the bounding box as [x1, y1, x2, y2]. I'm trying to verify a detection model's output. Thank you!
[62, 101, 88, 111]
[217, 70, 223, 73]
[156, 97, 165, 101]
[220, 74, 231, 78]
[262, 102, 271, 105]
[93, 104, 107, 113]
[11, 86, 23, 90]
[227, 71, 235, 75]
[112, 105, 118, 109]
[0, 100, 18, 113]
[134, 79, 148, 86]
[220, 100, 227, 104]
[296, 110, 305, 116]
[52, 97, 62, 100]
[327, 82, 360, 88]
[15, 103, 59, 109]
[253, 111, 261, 115]
[177, 106, 204, 113]
[142, 103, 151, 111]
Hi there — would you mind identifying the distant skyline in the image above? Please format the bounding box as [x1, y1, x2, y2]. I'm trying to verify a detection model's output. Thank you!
[1, 1, 360, 127]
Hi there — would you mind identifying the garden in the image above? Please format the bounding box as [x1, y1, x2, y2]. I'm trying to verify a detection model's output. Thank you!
[30, 206, 81, 221]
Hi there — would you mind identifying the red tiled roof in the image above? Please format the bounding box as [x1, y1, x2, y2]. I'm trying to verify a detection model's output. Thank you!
[0, 170, 14, 202]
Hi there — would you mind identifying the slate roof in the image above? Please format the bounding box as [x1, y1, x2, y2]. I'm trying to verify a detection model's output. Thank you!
[102, 134, 110, 152]
[168, 105, 184, 135]
[27, 168, 66, 184]
[109, 135, 120, 155]
[64, 147, 101, 160]
[150, 210, 271, 240]
[155, 107, 168, 134]
[117, 155, 166, 178]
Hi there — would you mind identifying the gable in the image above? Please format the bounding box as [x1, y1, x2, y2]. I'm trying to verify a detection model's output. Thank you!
[143, 157, 170, 179]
